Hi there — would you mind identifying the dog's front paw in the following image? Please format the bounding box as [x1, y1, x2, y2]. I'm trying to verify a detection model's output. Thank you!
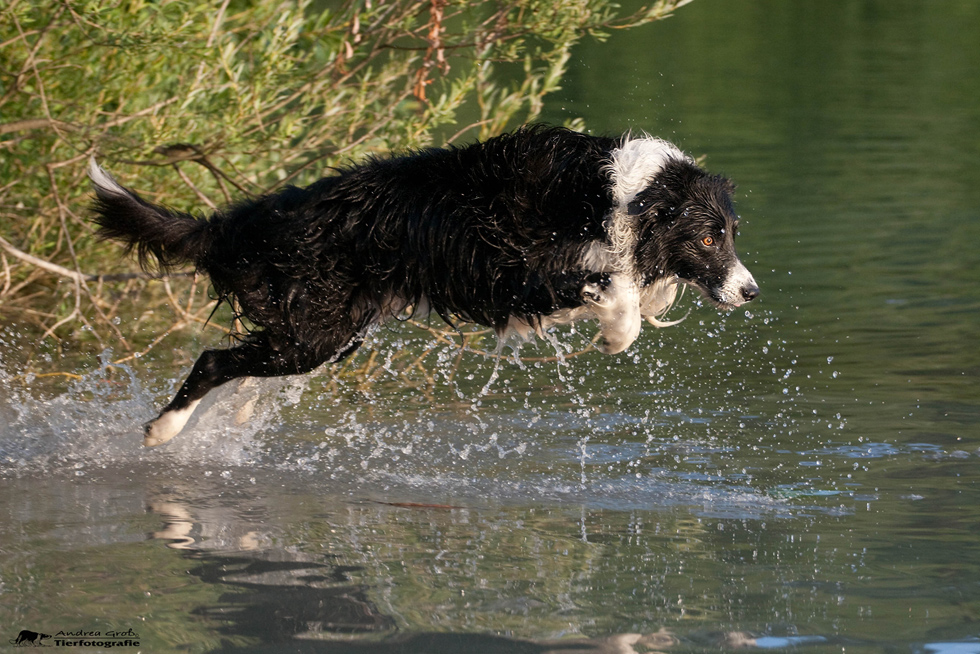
[587, 272, 642, 354]
[581, 272, 611, 305]
[582, 282, 602, 304]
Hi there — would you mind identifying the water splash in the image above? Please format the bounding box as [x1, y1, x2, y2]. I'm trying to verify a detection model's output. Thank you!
[0, 350, 303, 476]
[0, 351, 149, 473]
[0, 305, 865, 517]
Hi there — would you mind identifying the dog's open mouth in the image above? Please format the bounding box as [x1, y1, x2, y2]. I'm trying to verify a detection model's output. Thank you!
[686, 282, 754, 312]
[710, 295, 744, 311]
[678, 268, 760, 312]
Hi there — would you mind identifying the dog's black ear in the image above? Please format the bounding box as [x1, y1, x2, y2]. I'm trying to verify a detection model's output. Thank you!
[627, 158, 694, 216]
[715, 175, 736, 197]
[627, 188, 657, 216]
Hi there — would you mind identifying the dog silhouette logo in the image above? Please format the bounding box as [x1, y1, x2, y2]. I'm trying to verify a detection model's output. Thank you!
[9, 630, 52, 646]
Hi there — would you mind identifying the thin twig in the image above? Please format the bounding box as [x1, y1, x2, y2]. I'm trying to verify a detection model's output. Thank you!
[112, 320, 188, 365]
[0, 233, 192, 282]
[173, 163, 219, 210]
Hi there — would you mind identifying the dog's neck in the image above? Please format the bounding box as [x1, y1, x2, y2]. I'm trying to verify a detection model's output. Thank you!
[586, 135, 690, 277]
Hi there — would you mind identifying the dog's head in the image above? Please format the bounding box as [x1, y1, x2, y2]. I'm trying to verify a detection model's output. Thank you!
[628, 158, 759, 310]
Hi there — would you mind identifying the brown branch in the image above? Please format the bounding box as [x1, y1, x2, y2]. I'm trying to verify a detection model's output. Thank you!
[404, 319, 599, 364]
[111, 320, 188, 365]
[0, 118, 78, 135]
[173, 163, 219, 210]
[0, 233, 193, 283]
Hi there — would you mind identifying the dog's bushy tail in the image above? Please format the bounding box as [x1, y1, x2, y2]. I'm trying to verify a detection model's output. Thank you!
[87, 158, 212, 273]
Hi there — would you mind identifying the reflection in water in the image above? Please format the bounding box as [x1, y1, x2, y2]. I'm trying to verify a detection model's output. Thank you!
[149, 493, 828, 652]
[134, 478, 924, 653]
[151, 502, 197, 550]
[190, 555, 395, 641]
[2, 460, 980, 652]
[148, 486, 399, 644]
[151, 499, 266, 552]
[923, 644, 980, 654]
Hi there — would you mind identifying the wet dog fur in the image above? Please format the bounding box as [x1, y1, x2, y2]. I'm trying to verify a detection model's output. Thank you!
[88, 125, 759, 446]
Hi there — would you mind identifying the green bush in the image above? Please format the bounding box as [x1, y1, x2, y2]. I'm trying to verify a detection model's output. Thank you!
[0, 0, 692, 357]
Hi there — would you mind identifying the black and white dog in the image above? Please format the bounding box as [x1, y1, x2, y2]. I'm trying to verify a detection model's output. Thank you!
[89, 126, 759, 446]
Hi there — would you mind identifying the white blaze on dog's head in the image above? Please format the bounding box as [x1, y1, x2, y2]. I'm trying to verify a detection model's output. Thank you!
[583, 136, 694, 327]
[606, 135, 690, 210]
[595, 135, 692, 273]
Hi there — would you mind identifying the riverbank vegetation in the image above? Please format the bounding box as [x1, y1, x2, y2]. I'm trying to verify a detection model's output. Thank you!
[0, 0, 692, 371]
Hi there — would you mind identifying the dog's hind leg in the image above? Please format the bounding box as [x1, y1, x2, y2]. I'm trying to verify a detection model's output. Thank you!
[234, 377, 259, 426]
[144, 333, 342, 446]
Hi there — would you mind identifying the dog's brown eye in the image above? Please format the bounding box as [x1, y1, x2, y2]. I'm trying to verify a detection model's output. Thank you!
[701, 236, 714, 247]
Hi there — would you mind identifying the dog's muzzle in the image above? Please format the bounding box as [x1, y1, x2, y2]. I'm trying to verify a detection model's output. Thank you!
[716, 261, 759, 309]
[740, 282, 760, 303]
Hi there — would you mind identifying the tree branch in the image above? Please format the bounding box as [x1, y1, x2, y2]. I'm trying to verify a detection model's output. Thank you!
[0, 234, 191, 283]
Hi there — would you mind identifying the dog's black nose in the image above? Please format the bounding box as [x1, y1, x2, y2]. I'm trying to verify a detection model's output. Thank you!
[741, 285, 760, 302]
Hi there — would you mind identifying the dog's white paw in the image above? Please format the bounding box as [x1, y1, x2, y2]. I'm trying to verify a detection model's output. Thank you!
[581, 280, 608, 305]
[587, 273, 642, 354]
[143, 399, 201, 447]
[595, 310, 641, 354]
[233, 377, 258, 426]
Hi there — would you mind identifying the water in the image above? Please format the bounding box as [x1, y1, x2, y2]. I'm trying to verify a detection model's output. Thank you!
[2, 1, 980, 651]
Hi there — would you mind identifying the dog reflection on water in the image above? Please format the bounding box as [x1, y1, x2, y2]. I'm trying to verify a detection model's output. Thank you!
[148, 498, 810, 652]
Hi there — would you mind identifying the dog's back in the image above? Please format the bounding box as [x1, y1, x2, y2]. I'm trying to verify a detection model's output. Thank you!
[123, 127, 621, 336]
